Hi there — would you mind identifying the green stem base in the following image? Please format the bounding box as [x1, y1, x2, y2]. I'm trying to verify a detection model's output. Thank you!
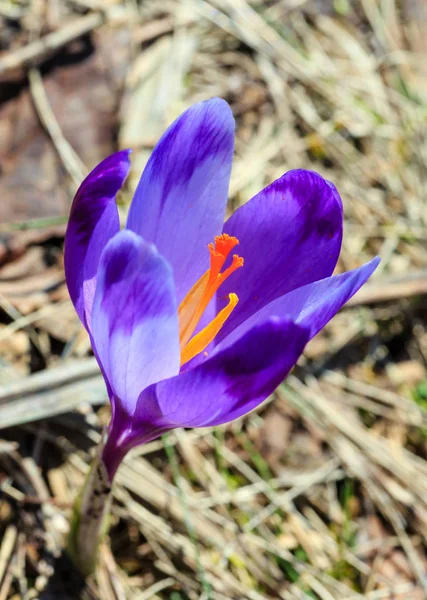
[67, 442, 112, 576]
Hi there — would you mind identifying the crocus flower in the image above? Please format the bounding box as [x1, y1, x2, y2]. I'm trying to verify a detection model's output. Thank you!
[65, 98, 378, 482]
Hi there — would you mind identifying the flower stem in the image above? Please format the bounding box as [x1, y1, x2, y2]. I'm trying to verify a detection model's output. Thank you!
[68, 440, 112, 576]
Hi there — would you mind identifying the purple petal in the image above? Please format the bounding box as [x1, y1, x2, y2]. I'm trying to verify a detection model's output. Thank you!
[137, 318, 309, 429]
[126, 98, 234, 303]
[64, 150, 130, 331]
[218, 258, 379, 350]
[91, 230, 180, 416]
[218, 170, 343, 340]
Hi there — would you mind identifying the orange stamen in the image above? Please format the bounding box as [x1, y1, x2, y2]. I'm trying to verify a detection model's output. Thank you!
[177, 271, 210, 342]
[178, 234, 243, 365]
[180, 294, 238, 366]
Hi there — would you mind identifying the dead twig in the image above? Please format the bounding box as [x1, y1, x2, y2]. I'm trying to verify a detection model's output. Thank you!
[28, 68, 87, 184]
[0, 13, 104, 76]
[348, 270, 427, 306]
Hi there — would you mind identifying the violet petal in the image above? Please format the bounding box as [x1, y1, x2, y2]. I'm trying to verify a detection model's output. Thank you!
[91, 230, 180, 416]
[217, 258, 379, 351]
[136, 318, 309, 429]
[64, 150, 130, 331]
[126, 98, 234, 303]
[218, 170, 343, 340]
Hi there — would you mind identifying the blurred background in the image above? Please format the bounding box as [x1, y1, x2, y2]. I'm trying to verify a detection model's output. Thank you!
[1, 1, 427, 598]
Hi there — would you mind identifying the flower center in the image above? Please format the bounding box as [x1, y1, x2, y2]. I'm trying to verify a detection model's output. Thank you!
[178, 233, 244, 366]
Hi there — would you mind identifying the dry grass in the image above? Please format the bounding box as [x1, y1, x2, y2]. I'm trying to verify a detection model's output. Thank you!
[1, 0, 427, 598]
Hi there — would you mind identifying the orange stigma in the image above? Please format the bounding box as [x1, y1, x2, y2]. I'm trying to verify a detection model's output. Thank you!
[178, 234, 244, 366]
